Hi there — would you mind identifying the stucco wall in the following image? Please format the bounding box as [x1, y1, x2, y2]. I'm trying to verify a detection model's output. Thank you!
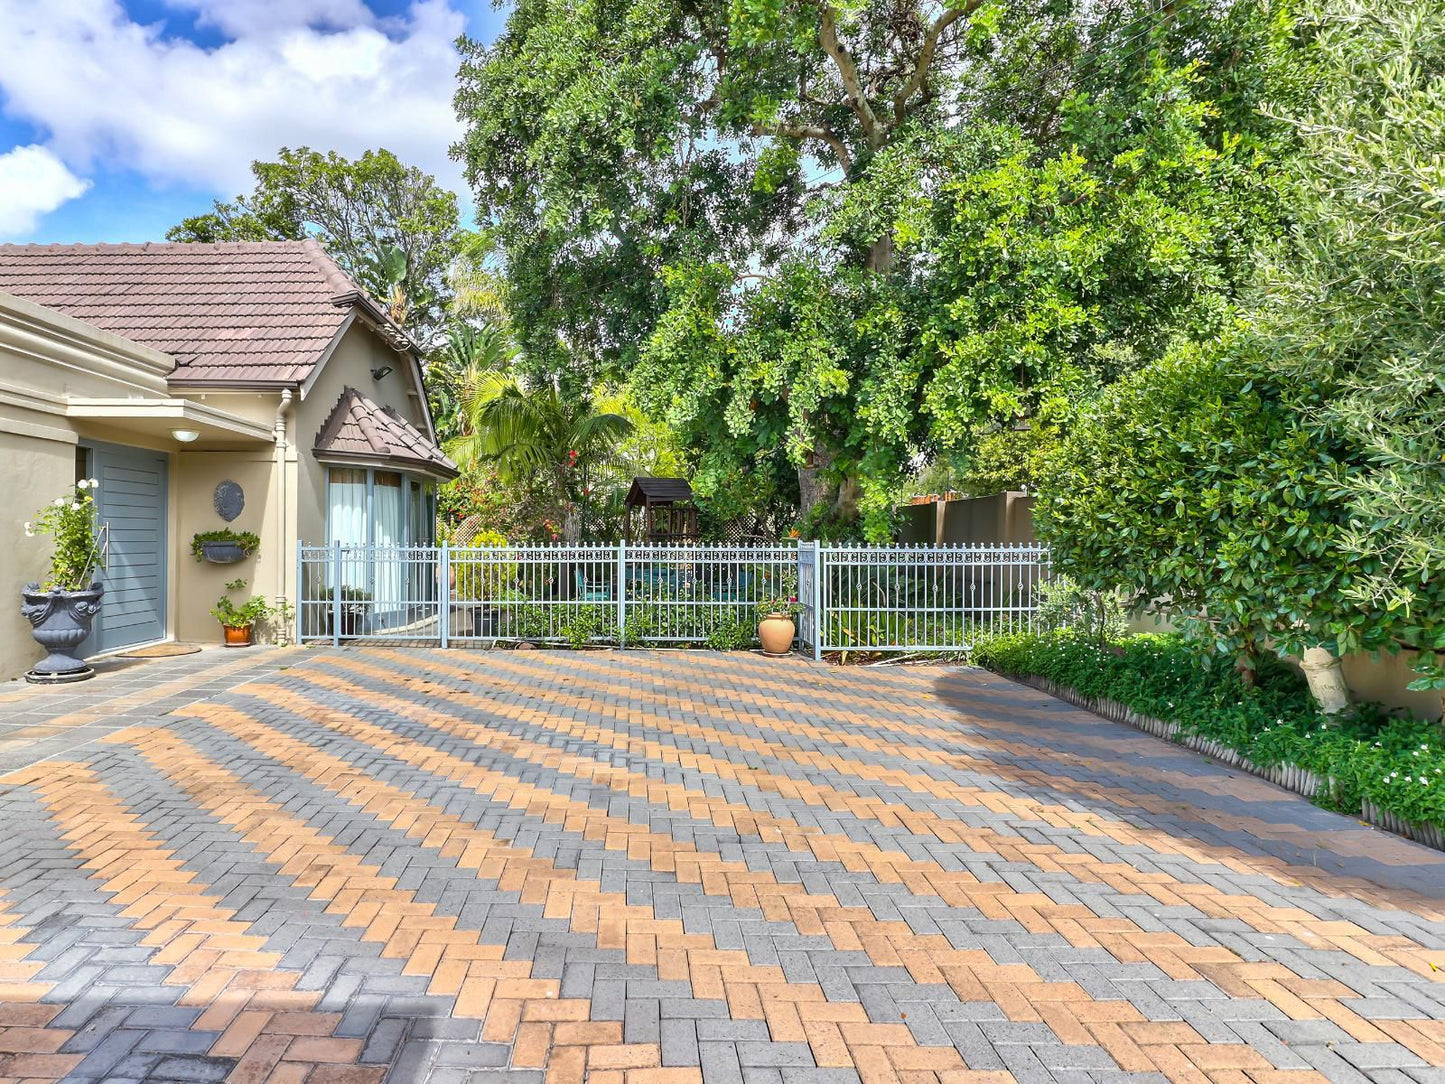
[0, 293, 181, 679]
[0, 428, 81, 679]
[295, 321, 430, 546]
[897, 493, 1037, 545]
[171, 450, 282, 642]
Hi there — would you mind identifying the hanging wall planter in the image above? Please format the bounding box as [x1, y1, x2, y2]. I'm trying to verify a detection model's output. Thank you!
[192, 529, 260, 565]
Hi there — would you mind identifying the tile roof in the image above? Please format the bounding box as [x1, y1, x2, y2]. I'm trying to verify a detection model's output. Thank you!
[0, 240, 400, 386]
[313, 386, 459, 480]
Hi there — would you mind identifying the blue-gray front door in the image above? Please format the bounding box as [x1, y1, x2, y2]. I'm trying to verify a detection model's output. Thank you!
[85, 443, 168, 653]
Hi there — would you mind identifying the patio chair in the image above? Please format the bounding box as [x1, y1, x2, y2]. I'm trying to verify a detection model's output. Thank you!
[712, 567, 754, 601]
[574, 567, 612, 601]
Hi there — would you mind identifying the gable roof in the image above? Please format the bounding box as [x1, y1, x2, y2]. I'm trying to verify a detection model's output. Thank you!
[313, 386, 459, 480]
[625, 477, 694, 506]
[0, 240, 413, 387]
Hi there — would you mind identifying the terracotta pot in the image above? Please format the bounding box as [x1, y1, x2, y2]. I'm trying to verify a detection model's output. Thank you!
[222, 624, 253, 647]
[757, 613, 795, 656]
[20, 583, 104, 679]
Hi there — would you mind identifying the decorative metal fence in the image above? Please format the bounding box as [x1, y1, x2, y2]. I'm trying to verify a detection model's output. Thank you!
[297, 541, 1048, 656]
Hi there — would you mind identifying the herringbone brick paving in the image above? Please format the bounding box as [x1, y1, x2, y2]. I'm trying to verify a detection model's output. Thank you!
[0, 649, 1442, 1083]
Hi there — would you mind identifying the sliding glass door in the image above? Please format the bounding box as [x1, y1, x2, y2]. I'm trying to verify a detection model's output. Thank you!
[325, 467, 438, 631]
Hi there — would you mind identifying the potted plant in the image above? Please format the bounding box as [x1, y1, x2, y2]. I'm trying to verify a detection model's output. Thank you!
[319, 585, 372, 640]
[192, 529, 260, 564]
[210, 578, 284, 646]
[756, 595, 802, 656]
[20, 479, 106, 682]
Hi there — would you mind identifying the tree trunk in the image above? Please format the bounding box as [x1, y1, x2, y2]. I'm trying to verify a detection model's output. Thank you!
[866, 234, 894, 273]
[1300, 646, 1351, 718]
[833, 473, 859, 522]
[798, 450, 831, 521]
[562, 504, 582, 545]
[1234, 636, 1259, 688]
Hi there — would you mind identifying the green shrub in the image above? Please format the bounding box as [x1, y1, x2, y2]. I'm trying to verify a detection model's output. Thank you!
[1035, 575, 1127, 642]
[973, 631, 1445, 829]
[705, 619, 756, 651]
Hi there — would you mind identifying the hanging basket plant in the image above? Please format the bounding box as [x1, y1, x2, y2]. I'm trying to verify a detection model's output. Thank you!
[192, 529, 260, 564]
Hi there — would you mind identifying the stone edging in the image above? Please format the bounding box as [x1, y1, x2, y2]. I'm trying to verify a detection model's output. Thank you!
[996, 670, 1445, 854]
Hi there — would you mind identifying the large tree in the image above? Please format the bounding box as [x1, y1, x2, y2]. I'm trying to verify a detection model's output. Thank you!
[455, 0, 1289, 533]
[168, 147, 462, 343]
[1250, 0, 1445, 711]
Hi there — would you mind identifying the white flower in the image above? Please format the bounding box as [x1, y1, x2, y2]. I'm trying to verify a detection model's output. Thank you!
[53, 497, 65, 507]
[89, 477, 98, 488]
[76, 480, 88, 490]
[70, 501, 81, 510]
[23, 522, 33, 536]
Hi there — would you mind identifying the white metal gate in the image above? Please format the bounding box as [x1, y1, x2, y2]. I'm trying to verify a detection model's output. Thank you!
[297, 541, 1047, 654]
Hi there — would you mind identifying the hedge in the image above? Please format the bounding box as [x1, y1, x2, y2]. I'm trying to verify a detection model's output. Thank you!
[971, 632, 1445, 835]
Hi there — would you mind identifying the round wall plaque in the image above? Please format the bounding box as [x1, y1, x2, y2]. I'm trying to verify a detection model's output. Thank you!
[214, 480, 245, 522]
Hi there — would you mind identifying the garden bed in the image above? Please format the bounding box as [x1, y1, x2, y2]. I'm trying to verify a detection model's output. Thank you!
[972, 632, 1445, 852]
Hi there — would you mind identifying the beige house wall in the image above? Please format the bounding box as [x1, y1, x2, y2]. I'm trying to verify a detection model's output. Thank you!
[294, 320, 431, 546]
[0, 292, 177, 679]
[2, 292, 430, 678]
[171, 450, 283, 642]
[1, 428, 84, 680]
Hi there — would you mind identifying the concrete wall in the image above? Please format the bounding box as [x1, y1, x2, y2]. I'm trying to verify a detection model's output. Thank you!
[897, 493, 1037, 545]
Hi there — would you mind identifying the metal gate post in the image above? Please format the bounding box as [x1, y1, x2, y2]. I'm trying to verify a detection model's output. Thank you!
[616, 541, 627, 648]
[331, 540, 342, 647]
[439, 542, 450, 649]
[812, 539, 823, 662]
[294, 540, 303, 645]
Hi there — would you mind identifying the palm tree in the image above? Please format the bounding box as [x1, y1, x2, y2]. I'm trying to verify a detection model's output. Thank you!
[427, 324, 518, 443]
[357, 243, 439, 334]
[447, 377, 633, 543]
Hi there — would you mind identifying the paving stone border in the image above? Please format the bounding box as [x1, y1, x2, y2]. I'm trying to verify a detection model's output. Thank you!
[996, 669, 1445, 854]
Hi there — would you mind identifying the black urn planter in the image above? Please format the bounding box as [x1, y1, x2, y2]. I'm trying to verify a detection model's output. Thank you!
[199, 541, 250, 564]
[325, 608, 366, 641]
[20, 583, 104, 683]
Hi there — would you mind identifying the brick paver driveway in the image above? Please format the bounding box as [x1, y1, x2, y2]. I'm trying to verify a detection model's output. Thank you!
[0, 648, 1442, 1084]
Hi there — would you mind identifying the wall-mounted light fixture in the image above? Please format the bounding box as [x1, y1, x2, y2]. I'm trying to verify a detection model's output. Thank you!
[171, 428, 200, 443]
[371, 365, 393, 381]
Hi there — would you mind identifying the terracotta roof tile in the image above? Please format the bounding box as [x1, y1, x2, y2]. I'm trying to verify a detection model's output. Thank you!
[314, 387, 459, 480]
[0, 240, 381, 386]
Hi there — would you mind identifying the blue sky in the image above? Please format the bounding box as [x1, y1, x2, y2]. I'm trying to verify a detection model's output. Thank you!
[0, 0, 507, 243]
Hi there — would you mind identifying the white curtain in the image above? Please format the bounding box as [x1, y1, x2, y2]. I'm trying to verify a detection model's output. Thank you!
[328, 469, 368, 590]
[373, 472, 404, 619]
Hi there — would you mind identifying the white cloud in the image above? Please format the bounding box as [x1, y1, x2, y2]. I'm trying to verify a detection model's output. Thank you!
[168, 0, 377, 39]
[0, 144, 91, 238]
[0, 0, 469, 201]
